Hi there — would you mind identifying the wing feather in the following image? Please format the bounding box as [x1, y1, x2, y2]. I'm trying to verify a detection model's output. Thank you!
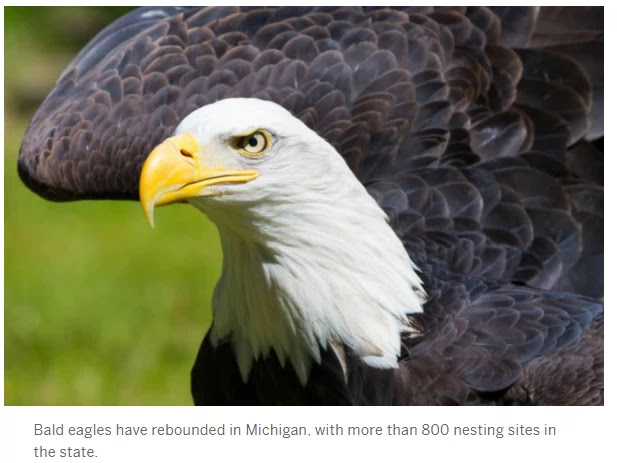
[18, 8, 604, 403]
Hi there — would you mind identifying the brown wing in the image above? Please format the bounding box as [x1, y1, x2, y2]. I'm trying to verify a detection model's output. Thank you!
[18, 7, 604, 400]
[18, 7, 603, 298]
[394, 277, 603, 404]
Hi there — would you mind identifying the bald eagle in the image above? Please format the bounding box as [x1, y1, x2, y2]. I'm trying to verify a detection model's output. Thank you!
[19, 6, 603, 405]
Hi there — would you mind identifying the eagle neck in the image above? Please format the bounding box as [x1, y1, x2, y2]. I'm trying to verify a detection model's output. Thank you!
[207, 193, 425, 385]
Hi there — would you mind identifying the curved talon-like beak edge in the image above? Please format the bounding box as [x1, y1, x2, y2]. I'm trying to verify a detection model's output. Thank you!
[139, 132, 258, 227]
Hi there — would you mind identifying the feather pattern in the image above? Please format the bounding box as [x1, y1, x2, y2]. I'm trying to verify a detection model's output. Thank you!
[19, 6, 603, 405]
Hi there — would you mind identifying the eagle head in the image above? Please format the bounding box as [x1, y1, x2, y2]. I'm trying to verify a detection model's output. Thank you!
[139, 98, 425, 383]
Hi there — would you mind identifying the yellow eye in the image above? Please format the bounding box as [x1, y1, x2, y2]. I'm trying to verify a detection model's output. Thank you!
[238, 131, 269, 156]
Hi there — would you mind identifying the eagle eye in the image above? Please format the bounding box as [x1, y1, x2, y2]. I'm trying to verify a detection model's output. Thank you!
[237, 130, 270, 156]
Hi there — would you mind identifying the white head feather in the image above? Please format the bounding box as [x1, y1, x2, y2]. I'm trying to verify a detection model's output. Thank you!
[176, 98, 425, 383]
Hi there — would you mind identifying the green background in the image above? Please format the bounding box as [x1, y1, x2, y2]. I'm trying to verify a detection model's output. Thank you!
[5, 7, 220, 405]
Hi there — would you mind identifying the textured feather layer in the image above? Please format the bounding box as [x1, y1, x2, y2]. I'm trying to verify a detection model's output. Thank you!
[19, 6, 603, 298]
[18, 7, 604, 404]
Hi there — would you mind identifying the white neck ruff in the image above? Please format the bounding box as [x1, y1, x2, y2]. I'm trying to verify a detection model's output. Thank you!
[197, 181, 425, 384]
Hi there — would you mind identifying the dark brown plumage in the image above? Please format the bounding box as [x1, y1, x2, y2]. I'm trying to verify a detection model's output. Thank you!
[19, 6, 603, 405]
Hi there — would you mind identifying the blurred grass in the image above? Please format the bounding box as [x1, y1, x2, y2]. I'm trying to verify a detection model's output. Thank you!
[4, 7, 221, 404]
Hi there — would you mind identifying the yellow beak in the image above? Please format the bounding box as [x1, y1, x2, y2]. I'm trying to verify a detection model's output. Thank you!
[139, 132, 258, 227]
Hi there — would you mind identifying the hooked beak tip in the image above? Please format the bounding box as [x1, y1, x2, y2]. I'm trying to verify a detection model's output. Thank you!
[141, 200, 156, 229]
